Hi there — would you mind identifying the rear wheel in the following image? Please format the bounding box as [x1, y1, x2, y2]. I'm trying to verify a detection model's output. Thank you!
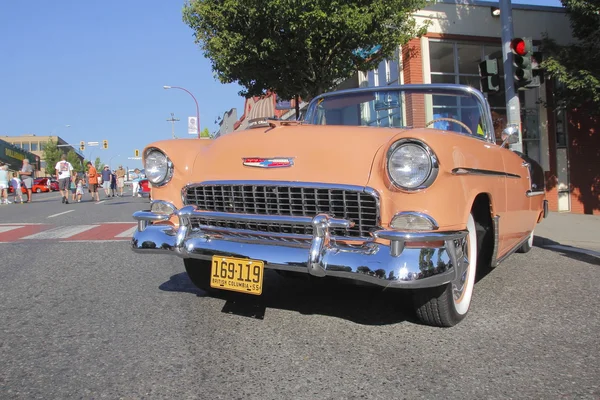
[517, 230, 534, 253]
[412, 213, 478, 327]
[36, 188, 41, 193]
[183, 259, 213, 292]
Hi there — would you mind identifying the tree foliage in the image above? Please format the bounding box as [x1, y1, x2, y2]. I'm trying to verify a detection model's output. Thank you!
[66, 150, 82, 171]
[200, 127, 211, 138]
[94, 157, 103, 171]
[42, 139, 61, 176]
[183, 0, 427, 108]
[541, 0, 600, 112]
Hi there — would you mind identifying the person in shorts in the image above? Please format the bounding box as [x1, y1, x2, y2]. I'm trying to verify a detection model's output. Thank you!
[55, 154, 74, 204]
[115, 165, 126, 196]
[86, 161, 100, 202]
[101, 165, 112, 197]
[20, 159, 34, 202]
[10, 172, 24, 204]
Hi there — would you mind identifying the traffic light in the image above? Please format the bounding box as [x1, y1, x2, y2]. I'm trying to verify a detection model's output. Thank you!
[479, 59, 500, 93]
[134, 149, 140, 157]
[511, 37, 533, 86]
[102, 140, 108, 149]
[80, 141, 85, 151]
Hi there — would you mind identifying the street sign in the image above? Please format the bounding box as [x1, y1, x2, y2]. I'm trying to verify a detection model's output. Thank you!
[128, 157, 142, 160]
[88, 142, 99, 146]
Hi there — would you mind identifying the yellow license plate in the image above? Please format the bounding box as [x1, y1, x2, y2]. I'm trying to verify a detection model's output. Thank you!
[210, 256, 264, 295]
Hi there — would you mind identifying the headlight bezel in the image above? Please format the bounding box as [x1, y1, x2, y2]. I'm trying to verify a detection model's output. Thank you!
[386, 139, 439, 192]
[143, 147, 174, 187]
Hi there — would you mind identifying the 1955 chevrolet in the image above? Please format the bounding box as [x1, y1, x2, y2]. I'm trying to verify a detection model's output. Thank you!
[131, 84, 548, 327]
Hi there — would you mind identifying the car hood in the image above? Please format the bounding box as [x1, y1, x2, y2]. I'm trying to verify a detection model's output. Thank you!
[191, 124, 404, 187]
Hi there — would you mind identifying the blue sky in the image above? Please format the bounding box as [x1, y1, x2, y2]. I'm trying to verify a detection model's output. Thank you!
[0, 0, 562, 170]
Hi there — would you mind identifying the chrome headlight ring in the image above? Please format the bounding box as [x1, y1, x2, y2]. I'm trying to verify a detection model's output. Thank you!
[144, 147, 174, 187]
[386, 139, 439, 191]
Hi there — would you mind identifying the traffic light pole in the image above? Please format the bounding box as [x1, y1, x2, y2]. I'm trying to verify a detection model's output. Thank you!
[500, 0, 523, 152]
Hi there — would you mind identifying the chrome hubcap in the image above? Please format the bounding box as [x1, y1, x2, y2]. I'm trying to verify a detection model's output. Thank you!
[452, 238, 470, 303]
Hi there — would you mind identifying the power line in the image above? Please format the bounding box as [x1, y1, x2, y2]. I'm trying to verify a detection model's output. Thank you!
[166, 113, 180, 139]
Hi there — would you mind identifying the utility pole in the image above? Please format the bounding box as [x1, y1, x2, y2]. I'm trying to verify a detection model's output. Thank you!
[166, 113, 180, 139]
[500, 0, 522, 152]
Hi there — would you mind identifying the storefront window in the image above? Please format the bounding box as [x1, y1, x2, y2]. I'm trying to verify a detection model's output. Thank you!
[22, 142, 29, 151]
[30, 142, 38, 151]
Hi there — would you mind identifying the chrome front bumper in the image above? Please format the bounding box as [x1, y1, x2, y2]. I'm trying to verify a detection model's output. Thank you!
[131, 203, 468, 289]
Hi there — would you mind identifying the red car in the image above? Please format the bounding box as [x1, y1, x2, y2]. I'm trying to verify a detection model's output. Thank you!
[8, 178, 57, 194]
[138, 178, 151, 199]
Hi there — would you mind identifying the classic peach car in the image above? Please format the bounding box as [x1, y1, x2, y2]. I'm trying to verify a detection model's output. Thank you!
[132, 84, 548, 327]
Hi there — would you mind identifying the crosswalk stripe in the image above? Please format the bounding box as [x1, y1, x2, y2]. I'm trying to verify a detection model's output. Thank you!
[115, 226, 137, 238]
[21, 225, 98, 240]
[0, 226, 24, 233]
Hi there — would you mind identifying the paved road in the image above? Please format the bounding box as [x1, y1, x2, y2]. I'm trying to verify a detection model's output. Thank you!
[1, 193, 599, 399]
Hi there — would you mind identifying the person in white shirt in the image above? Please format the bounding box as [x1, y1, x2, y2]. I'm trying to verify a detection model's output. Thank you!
[55, 154, 74, 204]
[0, 163, 9, 204]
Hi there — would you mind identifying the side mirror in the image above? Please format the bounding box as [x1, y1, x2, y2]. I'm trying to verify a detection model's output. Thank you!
[501, 125, 520, 147]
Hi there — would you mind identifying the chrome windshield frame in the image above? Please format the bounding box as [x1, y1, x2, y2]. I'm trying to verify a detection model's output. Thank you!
[303, 84, 495, 144]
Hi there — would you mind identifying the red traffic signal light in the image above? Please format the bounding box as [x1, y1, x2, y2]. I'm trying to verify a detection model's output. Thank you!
[511, 37, 533, 84]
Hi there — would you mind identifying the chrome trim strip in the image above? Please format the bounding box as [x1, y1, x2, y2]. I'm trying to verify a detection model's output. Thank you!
[526, 190, 545, 197]
[305, 84, 495, 143]
[386, 139, 440, 192]
[391, 211, 439, 230]
[373, 230, 466, 242]
[491, 215, 500, 268]
[543, 200, 549, 218]
[133, 211, 170, 232]
[187, 209, 354, 229]
[451, 167, 521, 179]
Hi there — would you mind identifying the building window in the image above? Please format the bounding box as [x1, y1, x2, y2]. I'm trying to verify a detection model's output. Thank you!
[428, 39, 542, 155]
[40, 142, 46, 151]
[30, 142, 39, 152]
[22, 142, 30, 151]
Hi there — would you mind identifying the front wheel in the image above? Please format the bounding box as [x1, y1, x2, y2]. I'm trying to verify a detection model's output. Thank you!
[36, 188, 41, 193]
[183, 259, 213, 292]
[412, 213, 478, 327]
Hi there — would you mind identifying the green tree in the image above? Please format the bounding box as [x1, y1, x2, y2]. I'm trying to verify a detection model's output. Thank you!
[183, 0, 427, 117]
[66, 150, 82, 171]
[200, 127, 211, 138]
[541, 0, 600, 113]
[94, 157, 103, 171]
[42, 139, 61, 177]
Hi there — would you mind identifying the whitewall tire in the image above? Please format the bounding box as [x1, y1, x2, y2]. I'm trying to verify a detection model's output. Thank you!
[412, 213, 478, 327]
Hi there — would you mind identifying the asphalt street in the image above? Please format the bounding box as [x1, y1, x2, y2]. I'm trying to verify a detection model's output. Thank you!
[1, 192, 599, 399]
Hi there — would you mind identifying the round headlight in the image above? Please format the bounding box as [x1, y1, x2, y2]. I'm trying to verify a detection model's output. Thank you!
[145, 149, 172, 185]
[387, 142, 436, 190]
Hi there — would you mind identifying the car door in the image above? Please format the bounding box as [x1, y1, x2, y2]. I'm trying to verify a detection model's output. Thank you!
[500, 147, 533, 249]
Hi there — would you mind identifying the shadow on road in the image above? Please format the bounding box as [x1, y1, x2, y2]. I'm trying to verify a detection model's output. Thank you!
[159, 271, 414, 326]
[534, 236, 600, 266]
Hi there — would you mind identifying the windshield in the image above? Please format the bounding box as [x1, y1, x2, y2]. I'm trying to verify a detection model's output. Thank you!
[304, 85, 491, 139]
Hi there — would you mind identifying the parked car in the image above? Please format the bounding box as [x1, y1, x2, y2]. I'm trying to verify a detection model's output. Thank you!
[33, 177, 58, 192]
[137, 178, 151, 199]
[9, 178, 50, 194]
[131, 84, 548, 327]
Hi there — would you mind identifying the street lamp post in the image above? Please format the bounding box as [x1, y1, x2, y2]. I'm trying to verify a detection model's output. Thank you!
[108, 155, 120, 169]
[163, 85, 201, 138]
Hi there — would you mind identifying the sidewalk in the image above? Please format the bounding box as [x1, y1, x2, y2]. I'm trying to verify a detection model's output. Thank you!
[535, 211, 600, 258]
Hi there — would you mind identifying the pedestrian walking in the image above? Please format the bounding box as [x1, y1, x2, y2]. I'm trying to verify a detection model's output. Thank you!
[0, 163, 9, 205]
[130, 168, 142, 197]
[19, 159, 34, 203]
[10, 173, 24, 204]
[101, 165, 112, 198]
[75, 178, 84, 202]
[86, 161, 100, 202]
[115, 165, 126, 196]
[55, 154, 74, 204]
[70, 178, 77, 202]
[110, 170, 117, 197]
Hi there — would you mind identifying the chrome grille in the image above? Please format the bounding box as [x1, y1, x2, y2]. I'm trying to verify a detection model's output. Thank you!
[183, 183, 379, 238]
